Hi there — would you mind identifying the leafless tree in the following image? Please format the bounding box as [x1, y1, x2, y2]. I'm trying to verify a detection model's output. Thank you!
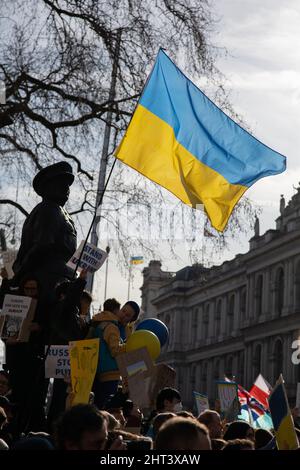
[0, 0, 256, 266]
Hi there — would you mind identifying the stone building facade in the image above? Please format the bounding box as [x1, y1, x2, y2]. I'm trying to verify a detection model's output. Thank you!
[141, 191, 300, 408]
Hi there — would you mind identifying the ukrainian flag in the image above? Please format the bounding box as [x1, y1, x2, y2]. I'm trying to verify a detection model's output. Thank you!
[268, 377, 299, 450]
[130, 256, 144, 265]
[115, 49, 286, 232]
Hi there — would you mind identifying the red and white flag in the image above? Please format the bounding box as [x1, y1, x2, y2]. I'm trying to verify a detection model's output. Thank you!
[249, 374, 272, 409]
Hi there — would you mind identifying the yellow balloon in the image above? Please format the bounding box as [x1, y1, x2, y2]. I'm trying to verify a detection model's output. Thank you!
[126, 329, 161, 361]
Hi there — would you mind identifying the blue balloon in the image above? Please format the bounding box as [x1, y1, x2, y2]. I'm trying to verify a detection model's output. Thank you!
[136, 318, 169, 347]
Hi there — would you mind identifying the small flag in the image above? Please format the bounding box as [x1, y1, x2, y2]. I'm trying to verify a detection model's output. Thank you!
[249, 374, 272, 409]
[268, 375, 299, 450]
[115, 49, 286, 232]
[130, 256, 144, 265]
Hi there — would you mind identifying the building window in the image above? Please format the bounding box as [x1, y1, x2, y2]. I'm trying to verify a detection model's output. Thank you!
[240, 288, 246, 317]
[203, 304, 210, 338]
[190, 364, 196, 391]
[253, 344, 262, 379]
[295, 261, 300, 309]
[273, 339, 283, 383]
[238, 351, 245, 385]
[201, 362, 208, 394]
[192, 309, 198, 344]
[215, 300, 222, 337]
[275, 267, 284, 316]
[227, 295, 235, 333]
[214, 359, 220, 381]
[255, 275, 263, 316]
[225, 356, 234, 380]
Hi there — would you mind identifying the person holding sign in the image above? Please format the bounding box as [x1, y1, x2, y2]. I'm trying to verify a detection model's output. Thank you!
[87, 298, 140, 409]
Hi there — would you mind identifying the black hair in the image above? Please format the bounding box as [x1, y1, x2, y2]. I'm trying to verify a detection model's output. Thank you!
[0, 370, 10, 385]
[156, 387, 181, 412]
[124, 301, 140, 322]
[54, 404, 105, 449]
[103, 298, 121, 312]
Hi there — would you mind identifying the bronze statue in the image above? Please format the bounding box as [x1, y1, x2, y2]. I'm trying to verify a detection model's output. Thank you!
[12, 162, 77, 302]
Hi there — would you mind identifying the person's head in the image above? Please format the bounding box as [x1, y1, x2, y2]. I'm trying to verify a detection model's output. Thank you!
[0, 371, 10, 397]
[222, 438, 254, 451]
[156, 387, 182, 413]
[19, 275, 39, 299]
[33, 162, 74, 206]
[55, 281, 71, 301]
[176, 411, 195, 419]
[152, 412, 176, 439]
[103, 298, 121, 315]
[80, 291, 93, 317]
[254, 428, 274, 449]
[118, 301, 140, 326]
[198, 410, 223, 439]
[155, 417, 211, 450]
[105, 392, 127, 428]
[211, 438, 227, 450]
[55, 404, 108, 450]
[223, 421, 255, 442]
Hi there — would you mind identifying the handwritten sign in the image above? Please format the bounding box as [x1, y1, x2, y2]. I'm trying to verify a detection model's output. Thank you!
[0, 294, 36, 341]
[193, 391, 210, 415]
[67, 241, 107, 273]
[69, 339, 99, 405]
[45, 346, 70, 378]
[217, 381, 238, 412]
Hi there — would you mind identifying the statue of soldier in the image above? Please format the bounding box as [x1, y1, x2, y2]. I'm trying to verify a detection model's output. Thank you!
[12, 161, 77, 302]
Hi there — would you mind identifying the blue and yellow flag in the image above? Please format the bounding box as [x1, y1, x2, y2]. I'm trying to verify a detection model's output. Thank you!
[268, 376, 299, 450]
[115, 49, 286, 231]
[130, 256, 144, 265]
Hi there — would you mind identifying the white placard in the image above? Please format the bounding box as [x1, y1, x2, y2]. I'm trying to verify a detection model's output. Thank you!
[45, 345, 70, 379]
[0, 295, 32, 340]
[67, 241, 107, 273]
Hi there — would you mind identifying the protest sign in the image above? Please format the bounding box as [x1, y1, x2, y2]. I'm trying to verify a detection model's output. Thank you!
[45, 346, 70, 379]
[1, 250, 17, 279]
[217, 381, 238, 413]
[69, 338, 99, 405]
[0, 294, 36, 341]
[193, 391, 209, 415]
[116, 347, 154, 379]
[148, 363, 176, 408]
[67, 241, 107, 273]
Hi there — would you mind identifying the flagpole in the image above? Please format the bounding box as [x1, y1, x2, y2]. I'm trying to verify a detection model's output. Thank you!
[103, 245, 110, 302]
[127, 261, 132, 301]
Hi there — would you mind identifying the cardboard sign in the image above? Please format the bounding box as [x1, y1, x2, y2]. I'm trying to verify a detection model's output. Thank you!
[0, 294, 36, 342]
[69, 338, 99, 405]
[45, 346, 70, 379]
[67, 241, 107, 273]
[193, 391, 210, 415]
[217, 381, 238, 412]
[116, 347, 154, 380]
[1, 250, 17, 279]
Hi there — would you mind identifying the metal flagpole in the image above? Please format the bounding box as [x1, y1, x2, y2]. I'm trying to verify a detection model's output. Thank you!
[104, 245, 110, 301]
[86, 28, 122, 293]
